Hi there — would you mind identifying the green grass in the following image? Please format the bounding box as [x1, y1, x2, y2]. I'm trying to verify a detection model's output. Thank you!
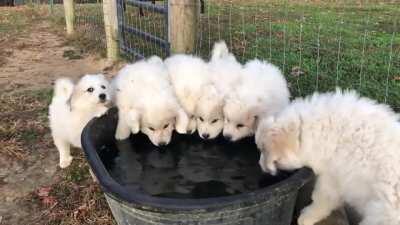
[74, 3, 107, 54]
[0, 88, 52, 159]
[55, 0, 400, 109]
[199, 0, 400, 109]
[0, 6, 43, 37]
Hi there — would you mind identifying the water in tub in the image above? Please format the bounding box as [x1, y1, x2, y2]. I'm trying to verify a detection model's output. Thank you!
[100, 133, 291, 199]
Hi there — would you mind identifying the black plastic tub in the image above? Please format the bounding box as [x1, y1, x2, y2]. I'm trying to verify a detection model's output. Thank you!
[81, 108, 314, 225]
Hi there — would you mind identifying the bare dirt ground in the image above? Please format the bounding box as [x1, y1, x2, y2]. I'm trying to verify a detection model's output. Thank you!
[0, 8, 117, 225]
[0, 21, 108, 90]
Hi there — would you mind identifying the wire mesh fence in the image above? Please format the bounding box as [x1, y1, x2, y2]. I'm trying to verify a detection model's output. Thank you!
[195, 0, 400, 110]
[49, 0, 65, 19]
[117, 0, 169, 60]
[196, 0, 400, 110]
[113, 0, 399, 110]
[5, 0, 65, 16]
[74, 0, 106, 52]
[9, 0, 398, 110]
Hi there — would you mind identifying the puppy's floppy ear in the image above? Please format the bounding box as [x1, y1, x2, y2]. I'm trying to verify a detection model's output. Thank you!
[247, 105, 264, 129]
[175, 107, 189, 134]
[255, 116, 273, 148]
[69, 85, 82, 110]
[127, 108, 141, 134]
[267, 119, 300, 156]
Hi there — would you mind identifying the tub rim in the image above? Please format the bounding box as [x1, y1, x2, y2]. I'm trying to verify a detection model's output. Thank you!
[81, 110, 314, 212]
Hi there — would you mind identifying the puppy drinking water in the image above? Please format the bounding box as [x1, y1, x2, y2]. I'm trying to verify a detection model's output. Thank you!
[165, 54, 213, 135]
[114, 56, 189, 146]
[49, 74, 112, 168]
[194, 41, 242, 140]
[256, 89, 400, 225]
[223, 59, 290, 142]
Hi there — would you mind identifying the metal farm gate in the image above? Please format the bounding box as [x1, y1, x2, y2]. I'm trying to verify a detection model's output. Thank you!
[116, 0, 170, 59]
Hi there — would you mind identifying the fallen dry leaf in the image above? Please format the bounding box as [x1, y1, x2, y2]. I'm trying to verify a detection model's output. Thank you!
[37, 186, 52, 197]
[41, 196, 58, 206]
[37, 186, 58, 206]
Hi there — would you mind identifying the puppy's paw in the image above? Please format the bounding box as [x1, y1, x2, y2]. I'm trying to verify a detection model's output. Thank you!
[298, 207, 319, 225]
[59, 155, 73, 168]
[175, 122, 188, 134]
[95, 107, 108, 118]
[189, 129, 196, 134]
[115, 129, 130, 140]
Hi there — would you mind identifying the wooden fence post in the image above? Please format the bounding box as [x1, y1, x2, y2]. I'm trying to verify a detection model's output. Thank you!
[63, 0, 75, 35]
[168, 0, 199, 54]
[103, 0, 119, 61]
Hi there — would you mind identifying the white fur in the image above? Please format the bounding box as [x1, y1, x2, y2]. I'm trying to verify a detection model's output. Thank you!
[256, 89, 400, 225]
[223, 59, 290, 141]
[114, 56, 189, 146]
[191, 41, 242, 139]
[49, 74, 112, 168]
[165, 54, 213, 136]
[209, 41, 243, 97]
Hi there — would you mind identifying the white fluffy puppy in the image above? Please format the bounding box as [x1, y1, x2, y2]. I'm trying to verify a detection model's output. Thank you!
[164, 54, 213, 136]
[193, 41, 242, 139]
[49, 74, 112, 168]
[223, 59, 289, 142]
[208, 41, 243, 97]
[256, 89, 400, 225]
[114, 56, 188, 146]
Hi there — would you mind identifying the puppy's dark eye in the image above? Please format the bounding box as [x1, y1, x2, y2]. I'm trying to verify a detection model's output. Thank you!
[199, 117, 204, 122]
[87, 87, 94, 93]
[101, 85, 106, 89]
[149, 127, 155, 131]
[163, 124, 169, 129]
[236, 124, 244, 128]
[211, 119, 219, 124]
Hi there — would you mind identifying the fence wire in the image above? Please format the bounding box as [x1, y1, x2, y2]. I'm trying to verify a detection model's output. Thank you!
[118, 0, 169, 60]
[13, 0, 399, 110]
[196, 0, 400, 111]
[75, 0, 106, 52]
[6, 0, 64, 18]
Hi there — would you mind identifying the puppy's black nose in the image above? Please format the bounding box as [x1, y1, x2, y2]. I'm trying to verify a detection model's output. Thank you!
[99, 93, 106, 101]
[224, 134, 232, 141]
[202, 133, 210, 139]
[99, 93, 106, 100]
[159, 142, 167, 146]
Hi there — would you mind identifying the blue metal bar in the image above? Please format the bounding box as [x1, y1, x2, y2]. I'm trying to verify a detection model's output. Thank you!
[123, 25, 170, 50]
[125, 0, 167, 14]
[117, 0, 170, 59]
[121, 45, 145, 60]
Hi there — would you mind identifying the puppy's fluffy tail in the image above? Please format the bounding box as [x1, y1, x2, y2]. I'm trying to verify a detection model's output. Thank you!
[211, 41, 230, 61]
[53, 78, 74, 102]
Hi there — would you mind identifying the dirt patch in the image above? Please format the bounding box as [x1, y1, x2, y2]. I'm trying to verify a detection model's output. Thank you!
[0, 8, 117, 225]
[0, 21, 112, 91]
